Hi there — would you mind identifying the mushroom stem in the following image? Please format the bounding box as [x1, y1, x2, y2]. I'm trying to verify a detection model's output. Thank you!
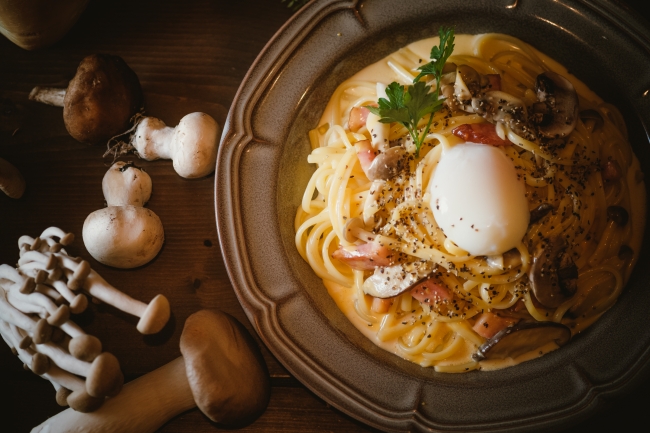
[31, 357, 196, 433]
[80, 269, 170, 334]
[28, 86, 66, 106]
[0, 289, 51, 343]
[16, 249, 170, 334]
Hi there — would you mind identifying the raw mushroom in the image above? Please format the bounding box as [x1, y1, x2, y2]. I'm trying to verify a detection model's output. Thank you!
[83, 161, 164, 269]
[15, 227, 171, 335]
[533, 71, 579, 138]
[529, 236, 579, 308]
[0, 227, 171, 411]
[29, 53, 143, 144]
[31, 309, 271, 433]
[108, 112, 220, 179]
[0, 157, 26, 198]
[472, 321, 571, 361]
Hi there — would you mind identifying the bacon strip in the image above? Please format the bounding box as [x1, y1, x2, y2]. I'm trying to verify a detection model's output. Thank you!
[371, 297, 394, 313]
[472, 312, 518, 339]
[452, 123, 513, 146]
[332, 241, 396, 271]
[354, 140, 376, 176]
[349, 106, 371, 132]
[410, 278, 452, 305]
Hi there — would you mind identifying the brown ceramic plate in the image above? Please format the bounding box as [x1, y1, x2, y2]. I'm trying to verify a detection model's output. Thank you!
[215, 1, 650, 431]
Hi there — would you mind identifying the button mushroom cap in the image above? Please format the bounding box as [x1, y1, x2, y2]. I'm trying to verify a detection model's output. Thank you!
[63, 54, 143, 144]
[82, 206, 164, 269]
[30, 309, 271, 433]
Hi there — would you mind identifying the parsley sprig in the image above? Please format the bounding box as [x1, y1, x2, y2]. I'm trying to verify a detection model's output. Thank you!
[366, 27, 455, 157]
[414, 26, 456, 91]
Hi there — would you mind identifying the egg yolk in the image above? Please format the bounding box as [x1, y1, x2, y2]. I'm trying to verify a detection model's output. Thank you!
[429, 142, 530, 256]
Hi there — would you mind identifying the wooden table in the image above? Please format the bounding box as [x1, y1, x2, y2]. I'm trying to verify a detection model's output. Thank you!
[1, 1, 649, 432]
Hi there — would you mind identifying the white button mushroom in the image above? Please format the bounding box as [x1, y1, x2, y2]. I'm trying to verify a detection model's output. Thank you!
[113, 112, 220, 179]
[83, 161, 164, 269]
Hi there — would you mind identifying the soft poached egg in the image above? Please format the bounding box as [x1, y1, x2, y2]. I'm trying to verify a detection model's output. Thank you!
[429, 141, 529, 256]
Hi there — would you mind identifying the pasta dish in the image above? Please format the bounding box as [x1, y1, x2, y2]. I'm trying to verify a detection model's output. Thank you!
[294, 31, 646, 372]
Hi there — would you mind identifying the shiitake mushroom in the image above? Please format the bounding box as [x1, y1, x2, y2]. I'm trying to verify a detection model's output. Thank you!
[473, 321, 571, 361]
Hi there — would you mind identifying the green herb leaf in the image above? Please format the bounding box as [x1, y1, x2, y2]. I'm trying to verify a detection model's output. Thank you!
[413, 26, 456, 88]
[367, 81, 444, 157]
[365, 27, 455, 157]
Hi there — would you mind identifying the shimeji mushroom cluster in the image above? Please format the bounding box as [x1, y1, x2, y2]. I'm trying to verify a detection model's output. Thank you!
[0, 226, 171, 413]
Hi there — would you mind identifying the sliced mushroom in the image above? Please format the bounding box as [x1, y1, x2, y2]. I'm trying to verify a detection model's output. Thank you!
[534, 71, 579, 138]
[366, 146, 407, 181]
[471, 90, 532, 139]
[579, 109, 604, 132]
[529, 203, 554, 224]
[456, 65, 481, 96]
[472, 321, 571, 361]
[362, 260, 434, 298]
[529, 236, 578, 308]
[486, 248, 522, 270]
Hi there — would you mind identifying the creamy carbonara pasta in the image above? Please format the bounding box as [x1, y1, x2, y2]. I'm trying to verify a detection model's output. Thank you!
[294, 32, 646, 372]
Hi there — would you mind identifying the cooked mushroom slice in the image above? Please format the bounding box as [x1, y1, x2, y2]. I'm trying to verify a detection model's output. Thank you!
[471, 91, 532, 139]
[529, 203, 554, 224]
[534, 71, 579, 138]
[441, 62, 457, 75]
[366, 146, 407, 181]
[579, 109, 604, 131]
[486, 248, 522, 270]
[363, 260, 434, 298]
[529, 236, 578, 308]
[456, 65, 481, 96]
[473, 321, 571, 361]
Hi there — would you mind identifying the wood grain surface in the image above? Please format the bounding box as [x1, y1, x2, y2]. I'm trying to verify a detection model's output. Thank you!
[1, 1, 649, 432]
